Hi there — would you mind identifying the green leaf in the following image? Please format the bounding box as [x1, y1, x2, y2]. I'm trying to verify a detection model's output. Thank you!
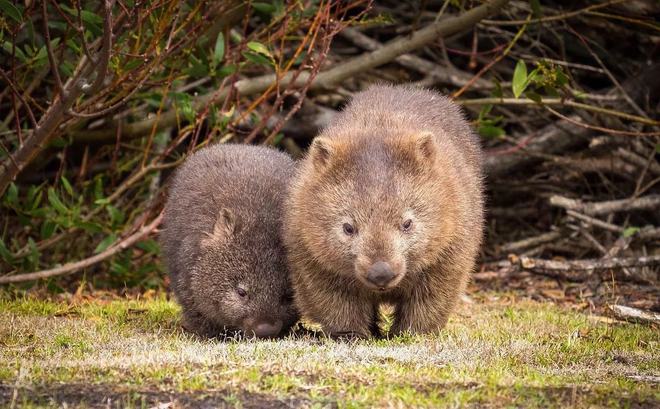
[526, 91, 542, 104]
[4, 182, 18, 206]
[60, 5, 102, 35]
[512, 60, 528, 99]
[217, 64, 237, 77]
[478, 124, 505, 139]
[136, 239, 160, 254]
[243, 51, 272, 67]
[47, 188, 68, 214]
[530, 0, 542, 19]
[40, 221, 57, 239]
[1, 40, 27, 62]
[94, 176, 104, 201]
[0, 0, 22, 23]
[478, 104, 493, 120]
[622, 227, 640, 238]
[212, 32, 225, 69]
[94, 234, 118, 254]
[271, 133, 284, 146]
[27, 237, 39, 269]
[252, 2, 276, 14]
[61, 176, 74, 196]
[0, 239, 14, 264]
[77, 221, 103, 233]
[247, 41, 272, 58]
[107, 205, 125, 227]
[655, 143, 660, 153]
[171, 92, 196, 122]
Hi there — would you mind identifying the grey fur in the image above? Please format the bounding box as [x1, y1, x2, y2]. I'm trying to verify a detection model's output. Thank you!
[160, 144, 298, 338]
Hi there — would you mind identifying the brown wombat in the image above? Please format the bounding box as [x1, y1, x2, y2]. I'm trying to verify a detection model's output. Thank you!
[160, 144, 299, 338]
[283, 84, 484, 337]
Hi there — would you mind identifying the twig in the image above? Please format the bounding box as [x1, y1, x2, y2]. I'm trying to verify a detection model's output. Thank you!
[74, 0, 98, 65]
[89, 0, 114, 94]
[550, 194, 660, 216]
[0, 212, 163, 284]
[609, 305, 660, 325]
[482, 0, 627, 26]
[459, 97, 659, 126]
[452, 11, 527, 98]
[566, 210, 623, 233]
[42, 0, 65, 96]
[544, 105, 660, 137]
[0, 68, 38, 130]
[616, 148, 660, 177]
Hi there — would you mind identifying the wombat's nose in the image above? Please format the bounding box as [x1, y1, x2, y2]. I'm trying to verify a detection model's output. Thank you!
[366, 261, 396, 288]
[251, 320, 283, 338]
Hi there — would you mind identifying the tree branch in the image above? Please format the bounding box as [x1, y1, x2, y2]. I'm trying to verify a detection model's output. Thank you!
[0, 1, 116, 197]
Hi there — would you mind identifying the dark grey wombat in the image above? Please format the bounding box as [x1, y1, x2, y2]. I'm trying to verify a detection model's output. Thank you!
[160, 144, 298, 338]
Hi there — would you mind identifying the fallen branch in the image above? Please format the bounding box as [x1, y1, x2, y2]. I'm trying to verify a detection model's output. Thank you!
[71, 0, 511, 143]
[550, 194, 660, 216]
[0, 212, 163, 284]
[492, 254, 660, 281]
[609, 305, 660, 325]
[517, 254, 660, 271]
[499, 230, 562, 253]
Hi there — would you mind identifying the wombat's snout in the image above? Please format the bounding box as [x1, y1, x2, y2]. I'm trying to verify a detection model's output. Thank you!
[245, 320, 283, 338]
[366, 261, 396, 289]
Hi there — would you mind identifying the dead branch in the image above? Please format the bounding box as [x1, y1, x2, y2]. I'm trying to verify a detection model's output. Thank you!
[609, 305, 660, 325]
[500, 230, 562, 253]
[566, 210, 624, 233]
[550, 194, 660, 216]
[510, 254, 660, 281]
[0, 212, 163, 284]
[339, 27, 494, 90]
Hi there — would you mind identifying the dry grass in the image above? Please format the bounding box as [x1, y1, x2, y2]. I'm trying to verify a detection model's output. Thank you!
[0, 292, 658, 408]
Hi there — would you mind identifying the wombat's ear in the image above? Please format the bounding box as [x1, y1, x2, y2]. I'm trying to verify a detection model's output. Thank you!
[308, 137, 334, 168]
[412, 131, 436, 161]
[201, 208, 240, 247]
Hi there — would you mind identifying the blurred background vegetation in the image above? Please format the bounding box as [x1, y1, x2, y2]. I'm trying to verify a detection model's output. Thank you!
[0, 1, 658, 307]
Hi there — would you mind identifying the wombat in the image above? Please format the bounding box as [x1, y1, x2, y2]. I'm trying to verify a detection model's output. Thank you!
[160, 144, 299, 338]
[283, 84, 484, 338]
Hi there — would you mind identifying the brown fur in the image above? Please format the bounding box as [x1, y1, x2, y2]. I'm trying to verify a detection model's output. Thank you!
[283, 85, 484, 337]
[160, 144, 298, 338]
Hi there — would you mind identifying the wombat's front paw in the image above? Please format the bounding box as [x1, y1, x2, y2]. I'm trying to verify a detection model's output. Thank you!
[326, 330, 370, 341]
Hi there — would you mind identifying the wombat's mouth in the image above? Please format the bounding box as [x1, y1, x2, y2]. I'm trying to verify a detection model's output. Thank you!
[356, 273, 405, 292]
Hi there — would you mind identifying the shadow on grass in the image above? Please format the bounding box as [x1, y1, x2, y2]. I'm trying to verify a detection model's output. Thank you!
[1, 381, 656, 408]
[0, 383, 307, 409]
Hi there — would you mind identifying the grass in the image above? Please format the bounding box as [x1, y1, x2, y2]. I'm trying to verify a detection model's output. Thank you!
[0, 292, 658, 408]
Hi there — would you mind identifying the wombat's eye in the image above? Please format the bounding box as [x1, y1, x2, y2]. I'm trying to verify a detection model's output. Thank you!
[401, 219, 413, 232]
[236, 288, 247, 298]
[342, 223, 356, 236]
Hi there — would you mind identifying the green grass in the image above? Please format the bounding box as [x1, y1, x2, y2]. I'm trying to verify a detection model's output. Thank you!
[0, 293, 658, 408]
